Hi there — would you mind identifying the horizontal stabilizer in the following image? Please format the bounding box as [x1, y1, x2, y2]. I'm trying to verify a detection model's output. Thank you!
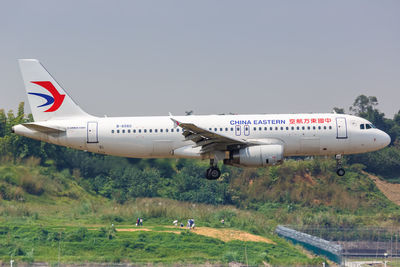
[22, 123, 66, 133]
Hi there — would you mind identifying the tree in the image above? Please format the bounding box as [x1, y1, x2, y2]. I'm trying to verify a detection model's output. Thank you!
[349, 95, 378, 115]
[0, 109, 6, 137]
[333, 107, 345, 114]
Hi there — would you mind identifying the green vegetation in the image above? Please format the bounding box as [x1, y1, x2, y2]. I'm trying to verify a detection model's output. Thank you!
[0, 161, 325, 265]
[1, 94, 400, 264]
[0, 225, 322, 265]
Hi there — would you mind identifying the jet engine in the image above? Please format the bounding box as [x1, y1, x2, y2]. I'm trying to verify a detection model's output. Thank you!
[224, 144, 284, 167]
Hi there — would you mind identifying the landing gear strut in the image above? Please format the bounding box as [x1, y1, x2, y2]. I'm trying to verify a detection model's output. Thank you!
[335, 154, 345, 176]
[205, 159, 221, 180]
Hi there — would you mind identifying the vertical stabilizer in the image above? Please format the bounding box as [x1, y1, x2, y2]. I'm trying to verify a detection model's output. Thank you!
[18, 59, 91, 121]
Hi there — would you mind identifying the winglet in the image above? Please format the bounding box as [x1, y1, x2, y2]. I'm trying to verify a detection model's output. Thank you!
[169, 114, 181, 128]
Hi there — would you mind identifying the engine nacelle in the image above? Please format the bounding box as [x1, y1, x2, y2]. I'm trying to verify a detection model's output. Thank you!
[224, 144, 284, 167]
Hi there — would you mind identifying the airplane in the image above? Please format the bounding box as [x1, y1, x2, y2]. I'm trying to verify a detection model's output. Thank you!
[12, 59, 391, 179]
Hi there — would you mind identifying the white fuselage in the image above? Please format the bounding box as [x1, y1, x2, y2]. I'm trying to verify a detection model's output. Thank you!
[13, 113, 391, 160]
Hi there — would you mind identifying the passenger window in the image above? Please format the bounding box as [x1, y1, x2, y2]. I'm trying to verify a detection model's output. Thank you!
[231, 127, 234, 131]
[275, 127, 278, 130]
[270, 127, 273, 130]
[366, 124, 371, 129]
[323, 126, 327, 130]
[139, 129, 141, 133]
[302, 126, 305, 130]
[291, 126, 294, 130]
[318, 126, 321, 130]
[171, 129, 174, 132]
[155, 129, 158, 133]
[166, 129, 169, 132]
[264, 127, 267, 131]
[297, 126, 300, 130]
[313, 126, 316, 130]
[149, 129, 152, 133]
[209, 128, 212, 131]
[253, 127, 257, 131]
[214, 128, 217, 131]
[117, 130, 120, 133]
[360, 124, 365, 130]
[259, 127, 262, 131]
[160, 129, 163, 133]
[144, 129, 147, 133]
[281, 127, 283, 130]
[133, 129, 136, 133]
[329, 126, 332, 130]
[286, 127, 289, 130]
[307, 126, 310, 130]
[111, 130, 114, 134]
[177, 128, 180, 132]
[122, 130, 125, 133]
[225, 128, 228, 131]
[128, 129, 131, 133]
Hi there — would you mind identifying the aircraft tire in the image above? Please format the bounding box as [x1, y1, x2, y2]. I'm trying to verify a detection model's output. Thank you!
[206, 167, 221, 180]
[336, 168, 345, 176]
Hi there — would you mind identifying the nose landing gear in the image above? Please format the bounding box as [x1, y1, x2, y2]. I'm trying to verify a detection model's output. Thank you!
[335, 154, 345, 176]
[205, 159, 221, 180]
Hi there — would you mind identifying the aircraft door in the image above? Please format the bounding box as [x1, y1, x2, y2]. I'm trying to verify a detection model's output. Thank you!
[235, 125, 241, 136]
[336, 117, 348, 139]
[244, 125, 250, 136]
[87, 122, 99, 143]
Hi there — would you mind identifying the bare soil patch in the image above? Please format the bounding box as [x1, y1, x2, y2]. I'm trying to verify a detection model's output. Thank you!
[116, 227, 275, 244]
[191, 227, 275, 244]
[365, 171, 400, 205]
[116, 228, 151, 232]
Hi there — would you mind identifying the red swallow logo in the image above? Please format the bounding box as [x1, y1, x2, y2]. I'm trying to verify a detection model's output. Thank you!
[28, 81, 65, 112]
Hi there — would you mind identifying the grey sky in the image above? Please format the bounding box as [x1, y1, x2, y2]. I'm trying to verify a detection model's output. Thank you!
[1, 1, 399, 118]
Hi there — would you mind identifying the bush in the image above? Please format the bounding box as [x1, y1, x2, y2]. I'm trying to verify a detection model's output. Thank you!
[21, 175, 44, 195]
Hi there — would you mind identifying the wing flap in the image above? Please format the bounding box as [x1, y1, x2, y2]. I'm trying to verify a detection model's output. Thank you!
[171, 117, 247, 154]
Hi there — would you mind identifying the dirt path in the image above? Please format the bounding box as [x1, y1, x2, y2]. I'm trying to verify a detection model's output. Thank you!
[364, 171, 400, 205]
[116, 228, 151, 232]
[117, 227, 275, 244]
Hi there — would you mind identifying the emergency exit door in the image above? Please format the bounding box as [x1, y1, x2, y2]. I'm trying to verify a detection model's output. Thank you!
[336, 117, 348, 139]
[87, 122, 99, 143]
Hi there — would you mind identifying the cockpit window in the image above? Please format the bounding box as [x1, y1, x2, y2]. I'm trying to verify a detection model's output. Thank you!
[360, 123, 376, 130]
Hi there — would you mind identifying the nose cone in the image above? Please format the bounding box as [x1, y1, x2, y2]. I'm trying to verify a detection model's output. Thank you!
[379, 131, 391, 148]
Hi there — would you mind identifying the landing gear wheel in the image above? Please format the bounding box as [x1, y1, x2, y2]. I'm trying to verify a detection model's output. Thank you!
[206, 167, 221, 180]
[336, 168, 345, 176]
[335, 154, 345, 176]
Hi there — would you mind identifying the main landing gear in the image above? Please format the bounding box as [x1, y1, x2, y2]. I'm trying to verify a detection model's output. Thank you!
[206, 159, 221, 180]
[335, 154, 345, 176]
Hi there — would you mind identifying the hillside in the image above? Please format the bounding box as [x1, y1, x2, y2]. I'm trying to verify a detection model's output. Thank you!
[1, 157, 400, 264]
[364, 171, 400, 206]
[0, 160, 325, 265]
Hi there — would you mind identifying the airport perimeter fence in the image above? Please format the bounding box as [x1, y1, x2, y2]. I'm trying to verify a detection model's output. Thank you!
[277, 225, 400, 263]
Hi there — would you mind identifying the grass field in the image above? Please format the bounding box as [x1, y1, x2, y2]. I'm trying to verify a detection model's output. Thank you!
[0, 223, 323, 265]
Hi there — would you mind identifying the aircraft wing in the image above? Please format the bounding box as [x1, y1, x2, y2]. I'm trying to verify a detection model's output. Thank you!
[170, 118, 247, 153]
